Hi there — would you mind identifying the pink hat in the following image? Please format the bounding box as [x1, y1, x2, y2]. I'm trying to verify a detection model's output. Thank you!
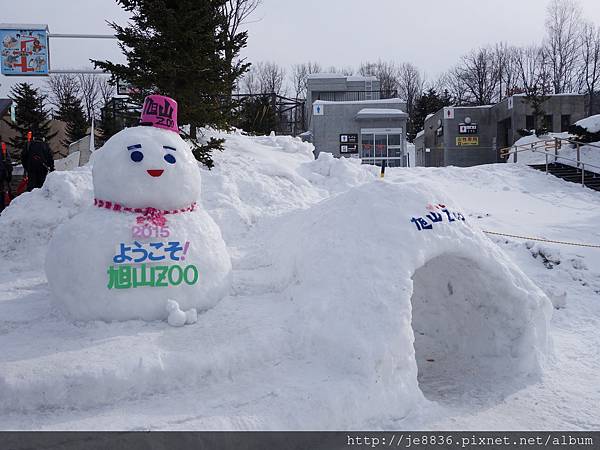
[140, 94, 178, 133]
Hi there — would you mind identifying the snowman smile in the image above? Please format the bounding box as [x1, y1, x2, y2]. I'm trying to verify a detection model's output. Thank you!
[147, 169, 164, 177]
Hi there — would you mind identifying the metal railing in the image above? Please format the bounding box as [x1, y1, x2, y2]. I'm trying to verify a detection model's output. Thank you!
[312, 90, 399, 102]
[500, 137, 600, 188]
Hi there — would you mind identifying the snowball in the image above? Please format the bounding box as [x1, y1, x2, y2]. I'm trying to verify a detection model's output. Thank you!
[167, 300, 187, 327]
[185, 308, 198, 325]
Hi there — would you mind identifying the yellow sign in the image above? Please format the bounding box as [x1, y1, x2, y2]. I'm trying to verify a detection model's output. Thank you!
[456, 136, 479, 146]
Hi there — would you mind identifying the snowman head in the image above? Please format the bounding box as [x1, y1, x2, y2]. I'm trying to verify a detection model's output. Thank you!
[92, 96, 201, 210]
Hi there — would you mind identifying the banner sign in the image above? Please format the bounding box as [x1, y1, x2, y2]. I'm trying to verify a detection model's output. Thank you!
[456, 136, 479, 146]
[0, 25, 49, 76]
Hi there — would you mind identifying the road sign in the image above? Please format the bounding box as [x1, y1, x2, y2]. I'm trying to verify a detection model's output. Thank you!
[0, 24, 50, 76]
[313, 104, 324, 116]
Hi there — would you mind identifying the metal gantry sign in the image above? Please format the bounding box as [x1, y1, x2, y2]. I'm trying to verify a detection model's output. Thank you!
[0, 24, 50, 76]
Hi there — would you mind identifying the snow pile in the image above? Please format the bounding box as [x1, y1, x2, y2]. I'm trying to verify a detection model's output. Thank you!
[54, 151, 81, 171]
[0, 168, 93, 269]
[298, 151, 378, 194]
[575, 114, 600, 133]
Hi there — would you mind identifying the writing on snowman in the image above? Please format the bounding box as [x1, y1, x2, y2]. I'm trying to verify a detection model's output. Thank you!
[107, 240, 199, 289]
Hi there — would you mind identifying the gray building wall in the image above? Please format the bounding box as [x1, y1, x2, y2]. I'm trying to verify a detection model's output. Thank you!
[306, 74, 380, 128]
[311, 99, 407, 159]
[415, 94, 588, 167]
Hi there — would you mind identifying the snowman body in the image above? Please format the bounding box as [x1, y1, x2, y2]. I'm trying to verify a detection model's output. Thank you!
[45, 126, 231, 321]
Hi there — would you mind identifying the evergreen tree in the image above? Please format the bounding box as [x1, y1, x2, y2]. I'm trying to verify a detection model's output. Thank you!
[413, 88, 453, 136]
[93, 0, 251, 168]
[237, 95, 278, 135]
[3, 82, 56, 151]
[56, 93, 88, 149]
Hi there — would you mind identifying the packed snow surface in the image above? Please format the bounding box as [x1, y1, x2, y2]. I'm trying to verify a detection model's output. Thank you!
[1, 130, 599, 430]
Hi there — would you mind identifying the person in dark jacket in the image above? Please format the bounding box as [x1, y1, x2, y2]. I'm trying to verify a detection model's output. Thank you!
[21, 134, 54, 191]
[0, 137, 13, 213]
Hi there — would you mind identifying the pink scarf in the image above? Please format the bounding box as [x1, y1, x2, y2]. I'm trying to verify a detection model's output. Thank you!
[94, 198, 197, 227]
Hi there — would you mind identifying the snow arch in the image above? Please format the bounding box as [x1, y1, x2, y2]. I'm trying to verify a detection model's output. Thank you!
[411, 253, 533, 403]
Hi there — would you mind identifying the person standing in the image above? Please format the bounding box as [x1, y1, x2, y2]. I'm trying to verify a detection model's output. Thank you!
[21, 132, 54, 191]
[0, 137, 13, 213]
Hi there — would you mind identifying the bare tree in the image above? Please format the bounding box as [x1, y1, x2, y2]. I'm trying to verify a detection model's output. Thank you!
[439, 69, 469, 106]
[325, 66, 354, 76]
[457, 46, 500, 105]
[98, 77, 116, 106]
[291, 61, 322, 99]
[515, 45, 552, 96]
[396, 62, 424, 139]
[46, 74, 80, 113]
[240, 65, 260, 94]
[495, 43, 522, 99]
[544, 0, 583, 93]
[77, 73, 103, 121]
[221, 0, 261, 88]
[580, 22, 600, 115]
[256, 61, 286, 95]
[358, 60, 398, 92]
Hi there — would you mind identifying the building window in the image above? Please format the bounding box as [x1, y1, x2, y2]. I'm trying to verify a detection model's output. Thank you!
[361, 134, 374, 158]
[526, 115, 535, 130]
[543, 114, 553, 131]
[360, 130, 405, 167]
[561, 115, 571, 132]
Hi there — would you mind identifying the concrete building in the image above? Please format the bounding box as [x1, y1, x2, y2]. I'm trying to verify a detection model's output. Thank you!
[414, 93, 588, 167]
[307, 74, 410, 167]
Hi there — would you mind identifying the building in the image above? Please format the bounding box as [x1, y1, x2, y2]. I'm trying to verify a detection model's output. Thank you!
[307, 74, 410, 167]
[414, 94, 588, 167]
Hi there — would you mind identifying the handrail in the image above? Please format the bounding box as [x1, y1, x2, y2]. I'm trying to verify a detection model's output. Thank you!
[500, 137, 600, 188]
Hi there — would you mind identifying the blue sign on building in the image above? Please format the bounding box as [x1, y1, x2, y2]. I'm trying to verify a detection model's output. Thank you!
[0, 24, 50, 76]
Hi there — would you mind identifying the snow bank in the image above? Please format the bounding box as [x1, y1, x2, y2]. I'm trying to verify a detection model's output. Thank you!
[575, 114, 600, 133]
[0, 168, 93, 269]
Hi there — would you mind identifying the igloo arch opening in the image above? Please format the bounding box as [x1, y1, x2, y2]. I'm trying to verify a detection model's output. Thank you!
[410, 253, 538, 404]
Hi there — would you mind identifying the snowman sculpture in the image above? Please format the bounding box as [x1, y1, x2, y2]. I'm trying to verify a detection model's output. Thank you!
[46, 95, 231, 322]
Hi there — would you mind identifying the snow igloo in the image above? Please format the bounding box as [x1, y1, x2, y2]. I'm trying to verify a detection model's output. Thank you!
[267, 179, 552, 415]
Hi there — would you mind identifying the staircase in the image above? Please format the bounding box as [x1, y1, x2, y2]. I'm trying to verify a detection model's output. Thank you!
[500, 137, 600, 193]
[529, 162, 600, 191]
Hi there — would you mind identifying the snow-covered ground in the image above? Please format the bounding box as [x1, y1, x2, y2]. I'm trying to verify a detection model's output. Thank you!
[1, 131, 599, 430]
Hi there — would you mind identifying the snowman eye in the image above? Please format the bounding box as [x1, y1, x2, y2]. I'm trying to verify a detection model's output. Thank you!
[163, 146, 176, 164]
[130, 151, 144, 162]
[127, 144, 144, 162]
